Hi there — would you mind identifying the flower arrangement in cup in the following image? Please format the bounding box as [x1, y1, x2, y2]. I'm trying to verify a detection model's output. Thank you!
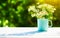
[28, 3, 56, 20]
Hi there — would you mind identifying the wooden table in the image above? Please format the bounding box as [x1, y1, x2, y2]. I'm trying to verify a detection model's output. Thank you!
[0, 27, 60, 38]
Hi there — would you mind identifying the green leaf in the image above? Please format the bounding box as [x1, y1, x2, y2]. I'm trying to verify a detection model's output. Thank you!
[0, 6, 3, 9]
[2, 3, 6, 7]
[17, 5, 24, 12]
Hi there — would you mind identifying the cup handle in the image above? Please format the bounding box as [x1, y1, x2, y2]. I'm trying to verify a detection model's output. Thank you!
[49, 20, 53, 27]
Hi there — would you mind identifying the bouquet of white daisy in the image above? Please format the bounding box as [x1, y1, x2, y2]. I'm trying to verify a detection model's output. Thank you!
[28, 4, 56, 20]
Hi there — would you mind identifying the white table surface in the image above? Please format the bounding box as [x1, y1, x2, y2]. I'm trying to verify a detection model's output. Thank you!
[0, 27, 60, 38]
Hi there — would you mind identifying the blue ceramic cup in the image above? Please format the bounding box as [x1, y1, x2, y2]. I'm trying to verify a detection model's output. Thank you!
[37, 19, 52, 32]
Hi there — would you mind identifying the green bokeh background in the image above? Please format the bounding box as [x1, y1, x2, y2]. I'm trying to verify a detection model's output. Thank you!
[0, 0, 60, 27]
